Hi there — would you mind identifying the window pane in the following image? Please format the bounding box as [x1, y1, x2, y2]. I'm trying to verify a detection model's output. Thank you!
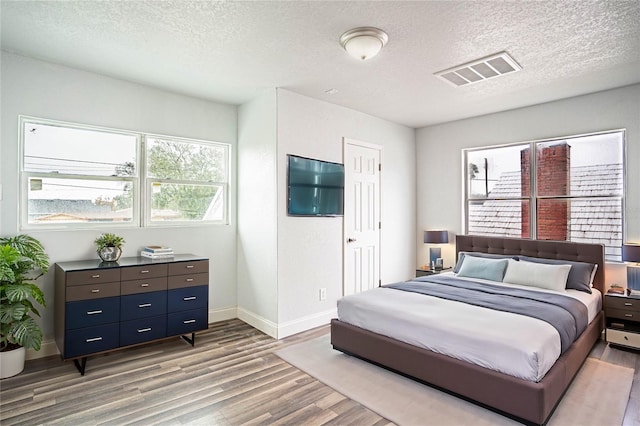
[536, 133, 623, 197]
[537, 197, 623, 261]
[147, 138, 227, 182]
[467, 144, 529, 198]
[150, 182, 224, 222]
[27, 177, 134, 224]
[467, 199, 530, 238]
[24, 122, 137, 176]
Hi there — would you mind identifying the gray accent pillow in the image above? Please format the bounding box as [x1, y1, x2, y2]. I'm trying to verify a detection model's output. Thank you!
[518, 256, 596, 294]
[456, 256, 509, 282]
[454, 251, 518, 273]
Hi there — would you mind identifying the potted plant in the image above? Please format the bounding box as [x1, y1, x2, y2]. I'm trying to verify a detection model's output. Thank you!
[94, 232, 125, 262]
[0, 234, 49, 379]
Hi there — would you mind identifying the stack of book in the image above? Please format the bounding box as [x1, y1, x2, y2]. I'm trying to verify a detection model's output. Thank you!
[607, 284, 625, 295]
[141, 246, 174, 259]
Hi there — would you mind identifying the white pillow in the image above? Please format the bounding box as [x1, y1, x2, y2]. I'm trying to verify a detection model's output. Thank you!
[502, 259, 571, 292]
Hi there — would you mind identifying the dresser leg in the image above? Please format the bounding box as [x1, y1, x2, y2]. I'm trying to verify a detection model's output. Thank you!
[181, 332, 196, 347]
[73, 357, 88, 375]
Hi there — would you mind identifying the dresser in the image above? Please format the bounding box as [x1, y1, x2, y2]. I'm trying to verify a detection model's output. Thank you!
[55, 255, 208, 375]
[605, 293, 640, 351]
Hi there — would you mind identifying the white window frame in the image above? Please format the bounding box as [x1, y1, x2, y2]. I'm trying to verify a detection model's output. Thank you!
[463, 129, 626, 261]
[19, 116, 230, 230]
[142, 133, 230, 227]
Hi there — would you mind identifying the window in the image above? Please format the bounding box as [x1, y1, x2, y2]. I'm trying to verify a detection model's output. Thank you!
[145, 136, 229, 224]
[20, 117, 230, 229]
[464, 130, 624, 261]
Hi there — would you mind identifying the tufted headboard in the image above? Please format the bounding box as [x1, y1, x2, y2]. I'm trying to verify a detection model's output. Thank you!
[456, 235, 605, 294]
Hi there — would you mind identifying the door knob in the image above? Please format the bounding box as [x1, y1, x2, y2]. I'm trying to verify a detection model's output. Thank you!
[347, 238, 357, 243]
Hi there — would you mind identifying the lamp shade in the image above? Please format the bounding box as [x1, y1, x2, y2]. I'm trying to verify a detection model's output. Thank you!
[622, 244, 640, 263]
[424, 230, 449, 244]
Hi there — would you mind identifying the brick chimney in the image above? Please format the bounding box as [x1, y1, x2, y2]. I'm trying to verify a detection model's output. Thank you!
[520, 143, 570, 240]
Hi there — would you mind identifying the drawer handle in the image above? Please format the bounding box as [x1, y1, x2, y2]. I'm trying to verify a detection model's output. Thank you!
[186, 278, 194, 282]
[87, 310, 103, 315]
[91, 274, 100, 278]
[140, 283, 150, 287]
[183, 296, 196, 301]
[625, 336, 629, 340]
[138, 303, 152, 308]
[624, 314, 633, 317]
[186, 265, 195, 269]
[137, 328, 152, 333]
[86, 337, 103, 343]
[91, 289, 100, 293]
[624, 303, 633, 306]
[140, 270, 150, 274]
[183, 319, 196, 324]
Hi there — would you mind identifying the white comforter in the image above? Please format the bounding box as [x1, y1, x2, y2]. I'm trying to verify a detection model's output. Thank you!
[337, 273, 601, 382]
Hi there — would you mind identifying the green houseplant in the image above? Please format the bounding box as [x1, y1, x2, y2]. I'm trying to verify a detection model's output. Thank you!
[0, 234, 49, 378]
[94, 232, 125, 262]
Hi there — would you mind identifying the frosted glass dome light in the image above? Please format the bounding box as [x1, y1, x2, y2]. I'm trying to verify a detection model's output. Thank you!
[340, 27, 388, 61]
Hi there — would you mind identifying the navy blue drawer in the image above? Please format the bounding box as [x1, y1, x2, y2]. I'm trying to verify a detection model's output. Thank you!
[121, 291, 167, 321]
[120, 315, 167, 347]
[167, 308, 208, 336]
[65, 323, 119, 358]
[66, 297, 120, 330]
[168, 286, 208, 313]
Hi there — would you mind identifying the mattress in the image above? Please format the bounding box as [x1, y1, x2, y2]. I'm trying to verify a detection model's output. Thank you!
[337, 272, 602, 382]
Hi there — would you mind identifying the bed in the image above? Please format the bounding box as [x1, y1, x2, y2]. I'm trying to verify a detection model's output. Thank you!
[331, 235, 605, 426]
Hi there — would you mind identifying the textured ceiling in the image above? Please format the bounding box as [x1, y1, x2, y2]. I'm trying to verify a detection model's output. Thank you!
[1, 1, 639, 128]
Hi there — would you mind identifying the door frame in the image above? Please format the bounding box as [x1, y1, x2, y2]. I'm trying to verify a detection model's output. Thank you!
[342, 137, 383, 296]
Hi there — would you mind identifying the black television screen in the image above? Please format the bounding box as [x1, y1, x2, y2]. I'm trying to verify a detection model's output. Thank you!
[287, 155, 344, 216]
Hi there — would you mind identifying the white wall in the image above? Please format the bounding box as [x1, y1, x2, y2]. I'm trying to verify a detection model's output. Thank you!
[416, 84, 640, 285]
[0, 52, 239, 356]
[237, 89, 279, 334]
[276, 89, 416, 337]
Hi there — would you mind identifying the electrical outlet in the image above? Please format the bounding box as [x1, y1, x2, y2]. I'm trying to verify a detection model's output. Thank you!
[319, 288, 327, 301]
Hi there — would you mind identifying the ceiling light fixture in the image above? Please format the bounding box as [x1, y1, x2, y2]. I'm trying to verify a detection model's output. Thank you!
[340, 27, 388, 61]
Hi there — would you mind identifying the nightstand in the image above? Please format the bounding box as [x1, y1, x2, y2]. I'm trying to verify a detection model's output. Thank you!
[605, 293, 640, 350]
[416, 267, 452, 278]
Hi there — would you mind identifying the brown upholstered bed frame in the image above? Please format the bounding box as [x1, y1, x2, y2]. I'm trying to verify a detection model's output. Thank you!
[331, 235, 605, 426]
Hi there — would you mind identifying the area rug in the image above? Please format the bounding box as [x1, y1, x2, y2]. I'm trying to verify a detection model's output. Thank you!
[276, 335, 633, 426]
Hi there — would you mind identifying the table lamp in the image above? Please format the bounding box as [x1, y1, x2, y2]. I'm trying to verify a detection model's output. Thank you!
[622, 244, 640, 296]
[424, 230, 448, 270]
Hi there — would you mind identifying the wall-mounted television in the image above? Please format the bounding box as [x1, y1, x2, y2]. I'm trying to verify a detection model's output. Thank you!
[287, 155, 344, 217]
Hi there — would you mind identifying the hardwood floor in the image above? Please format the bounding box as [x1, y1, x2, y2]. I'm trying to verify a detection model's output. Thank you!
[1, 319, 638, 425]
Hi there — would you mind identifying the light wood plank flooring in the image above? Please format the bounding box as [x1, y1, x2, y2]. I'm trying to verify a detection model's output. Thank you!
[1, 319, 638, 425]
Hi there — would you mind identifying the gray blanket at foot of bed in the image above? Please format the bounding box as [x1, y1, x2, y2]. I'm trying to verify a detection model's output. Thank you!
[386, 276, 588, 353]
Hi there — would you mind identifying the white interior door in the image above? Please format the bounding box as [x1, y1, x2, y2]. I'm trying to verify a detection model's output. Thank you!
[343, 139, 381, 296]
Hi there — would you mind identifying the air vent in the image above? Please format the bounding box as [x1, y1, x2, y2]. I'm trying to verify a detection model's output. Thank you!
[434, 52, 522, 87]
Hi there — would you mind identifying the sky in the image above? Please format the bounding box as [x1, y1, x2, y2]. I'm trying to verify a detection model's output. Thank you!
[466, 131, 624, 195]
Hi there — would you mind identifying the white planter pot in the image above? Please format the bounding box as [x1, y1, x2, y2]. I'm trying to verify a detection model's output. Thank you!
[0, 346, 26, 379]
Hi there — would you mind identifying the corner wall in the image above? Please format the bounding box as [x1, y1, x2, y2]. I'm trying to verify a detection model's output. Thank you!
[416, 84, 640, 285]
[237, 89, 279, 335]
[276, 89, 416, 337]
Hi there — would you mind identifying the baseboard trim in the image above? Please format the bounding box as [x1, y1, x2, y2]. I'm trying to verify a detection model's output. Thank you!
[277, 308, 337, 339]
[26, 339, 59, 360]
[236, 307, 277, 338]
[209, 306, 237, 323]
